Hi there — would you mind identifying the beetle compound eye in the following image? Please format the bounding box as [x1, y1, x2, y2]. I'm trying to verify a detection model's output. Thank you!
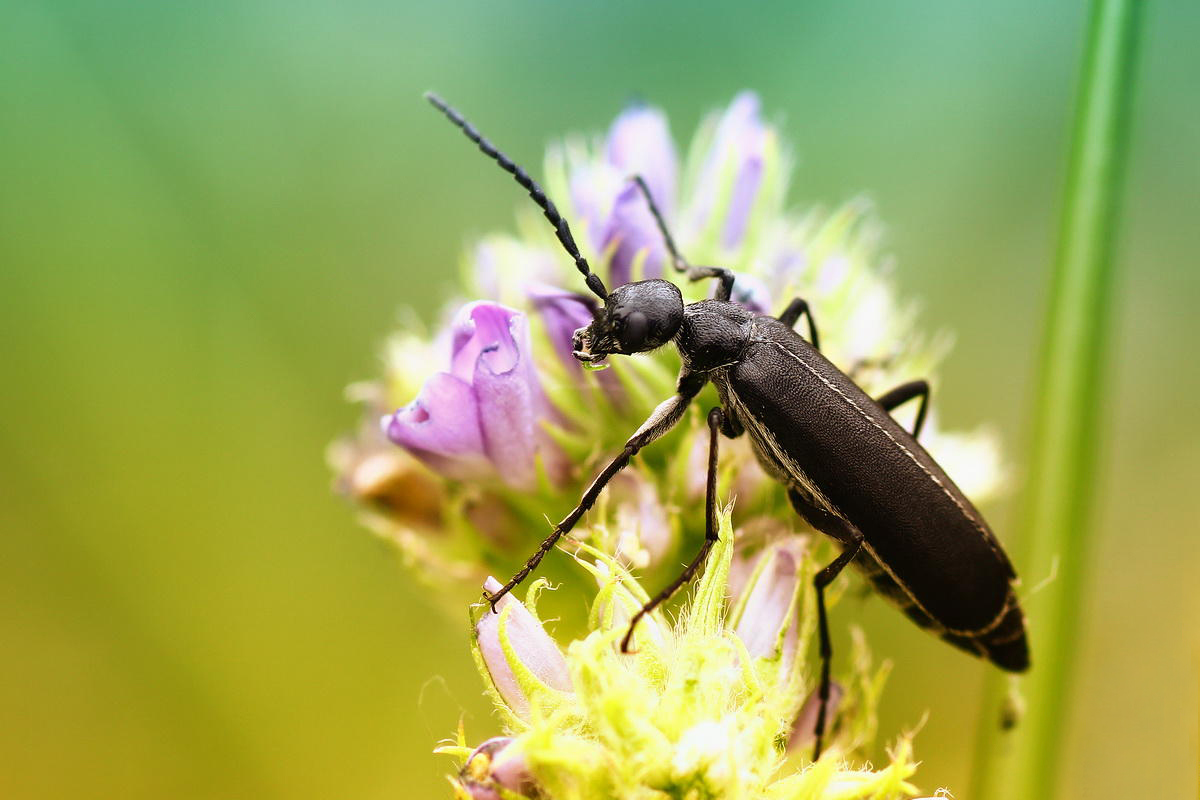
[620, 311, 649, 352]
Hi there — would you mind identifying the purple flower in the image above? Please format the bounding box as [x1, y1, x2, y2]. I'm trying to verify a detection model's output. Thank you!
[458, 737, 537, 800]
[569, 104, 679, 286]
[688, 91, 770, 250]
[475, 576, 573, 719]
[382, 302, 562, 488]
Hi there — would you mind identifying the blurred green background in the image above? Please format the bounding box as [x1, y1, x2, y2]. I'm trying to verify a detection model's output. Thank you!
[2, 0, 1197, 797]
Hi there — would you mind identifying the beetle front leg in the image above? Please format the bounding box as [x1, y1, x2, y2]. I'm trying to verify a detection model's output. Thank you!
[777, 297, 821, 351]
[630, 175, 735, 301]
[875, 379, 930, 439]
[621, 407, 726, 653]
[483, 373, 704, 611]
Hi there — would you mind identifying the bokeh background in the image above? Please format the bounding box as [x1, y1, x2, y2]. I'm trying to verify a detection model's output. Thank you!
[2, 1, 1197, 797]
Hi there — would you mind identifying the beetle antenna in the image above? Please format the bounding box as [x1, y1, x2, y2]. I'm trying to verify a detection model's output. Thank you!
[425, 92, 609, 301]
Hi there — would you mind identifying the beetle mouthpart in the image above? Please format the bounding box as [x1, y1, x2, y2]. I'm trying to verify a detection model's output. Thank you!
[572, 325, 605, 363]
[572, 349, 607, 364]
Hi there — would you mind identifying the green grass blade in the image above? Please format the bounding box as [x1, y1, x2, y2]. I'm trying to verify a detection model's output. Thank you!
[971, 0, 1144, 797]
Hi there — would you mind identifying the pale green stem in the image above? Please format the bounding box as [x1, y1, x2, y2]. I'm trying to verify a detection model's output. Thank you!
[971, 0, 1143, 797]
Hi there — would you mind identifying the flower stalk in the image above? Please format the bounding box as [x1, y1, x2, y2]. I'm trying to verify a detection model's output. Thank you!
[971, 0, 1143, 796]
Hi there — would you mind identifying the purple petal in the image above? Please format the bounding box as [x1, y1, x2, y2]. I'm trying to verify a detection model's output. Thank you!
[474, 311, 543, 487]
[569, 165, 666, 286]
[568, 106, 679, 287]
[450, 302, 522, 382]
[605, 104, 678, 219]
[691, 91, 769, 250]
[388, 300, 563, 486]
[722, 152, 764, 248]
[606, 179, 669, 283]
[476, 577, 573, 719]
[569, 163, 620, 266]
[526, 282, 627, 409]
[382, 372, 488, 479]
[442, 302, 547, 487]
[473, 351, 538, 488]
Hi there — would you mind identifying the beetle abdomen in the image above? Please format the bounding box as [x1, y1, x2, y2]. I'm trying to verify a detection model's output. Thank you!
[852, 545, 1029, 671]
[720, 317, 1028, 672]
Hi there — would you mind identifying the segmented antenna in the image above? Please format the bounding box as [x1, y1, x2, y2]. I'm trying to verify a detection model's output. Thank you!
[424, 92, 609, 301]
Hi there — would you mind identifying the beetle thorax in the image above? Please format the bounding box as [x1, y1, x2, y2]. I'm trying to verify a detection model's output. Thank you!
[674, 300, 754, 371]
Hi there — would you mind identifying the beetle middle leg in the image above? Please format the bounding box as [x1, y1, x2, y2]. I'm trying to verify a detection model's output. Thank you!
[777, 297, 821, 350]
[788, 489, 864, 760]
[875, 379, 930, 438]
[630, 175, 735, 301]
[620, 406, 726, 653]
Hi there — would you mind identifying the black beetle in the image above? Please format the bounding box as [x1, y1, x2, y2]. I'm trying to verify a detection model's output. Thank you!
[424, 93, 1029, 757]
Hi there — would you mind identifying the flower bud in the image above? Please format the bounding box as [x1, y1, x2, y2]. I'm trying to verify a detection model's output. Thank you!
[328, 425, 444, 530]
[731, 539, 807, 674]
[457, 737, 537, 800]
[474, 577, 573, 719]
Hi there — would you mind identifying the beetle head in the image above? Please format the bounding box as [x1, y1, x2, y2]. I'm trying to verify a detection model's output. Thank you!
[572, 279, 684, 363]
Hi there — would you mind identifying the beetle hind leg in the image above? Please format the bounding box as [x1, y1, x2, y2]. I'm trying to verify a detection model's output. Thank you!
[787, 489, 864, 760]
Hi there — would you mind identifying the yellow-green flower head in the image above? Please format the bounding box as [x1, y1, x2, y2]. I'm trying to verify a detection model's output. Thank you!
[451, 510, 918, 800]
